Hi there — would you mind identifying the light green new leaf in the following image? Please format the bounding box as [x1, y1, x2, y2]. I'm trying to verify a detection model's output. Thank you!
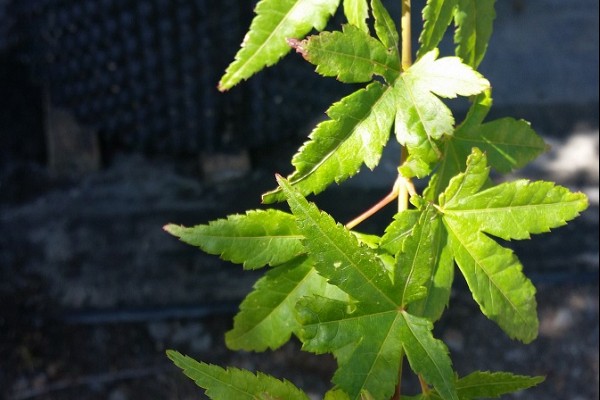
[409, 49, 491, 99]
[343, 0, 369, 32]
[454, 0, 496, 68]
[226, 256, 348, 351]
[371, 0, 400, 54]
[263, 82, 396, 203]
[395, 49, 490, 177]
[278, 176, 396, 306]
[167, 351, 309, 400]
[399, 311, 458, 400]
[418, 0, 458, 57]
[455, 371, 545, 398]
[164, 209, 304, 270]
[218, 0, 339, 91]
[292, 24, 400, 83]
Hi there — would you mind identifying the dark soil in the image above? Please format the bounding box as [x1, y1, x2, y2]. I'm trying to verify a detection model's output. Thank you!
[1, 145, 598, 400]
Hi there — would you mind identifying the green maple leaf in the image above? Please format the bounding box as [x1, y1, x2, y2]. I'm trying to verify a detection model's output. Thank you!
[167, 350, 310, 400]
[428, 90, 548, 199]
[164, 210, 304, 270]
[263, 82, 396, 203]
[371, 0, 400, 54]
[226, 255, 349, 351]
[418, 0, 458, 57]
[404, 371, 544, 399]
[218, 0, 339, 91]
[278, 176, 458, 400]
[454, 371, 544, 399]
[290, 24, 400, 83]
[395, 49, 490, 177]
[438, 148, 588, 343]
[343, 0, 369, 33]
[454, 0, 496, 68]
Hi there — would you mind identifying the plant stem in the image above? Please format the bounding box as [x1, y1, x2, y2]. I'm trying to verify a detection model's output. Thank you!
[401, 0, 412, 71]
[418, 374, 431, 396]
[391, 354, 404, 400]
[345, 179, 400, 230]
[398, 0, 413, 214]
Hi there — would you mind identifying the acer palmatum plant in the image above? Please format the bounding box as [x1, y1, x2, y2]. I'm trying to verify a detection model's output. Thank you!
[164, 1, 588, 399]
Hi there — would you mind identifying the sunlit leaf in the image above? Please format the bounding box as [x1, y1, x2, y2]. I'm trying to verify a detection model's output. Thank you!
[164, 210, 303, 270]
[219, 0, 339, 90]
[263, 82, 396, 202]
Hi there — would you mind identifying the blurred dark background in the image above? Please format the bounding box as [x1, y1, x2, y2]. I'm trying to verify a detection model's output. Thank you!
[0, 1, 598, 399]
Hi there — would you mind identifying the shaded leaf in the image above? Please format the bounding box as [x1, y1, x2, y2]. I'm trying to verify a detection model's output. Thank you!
[452, 117, 548, 173]
[427, 90, 547, 200]
[167, 351, 309, 400]
[219, 0, 339, 91]
[164, 210, 304, 270]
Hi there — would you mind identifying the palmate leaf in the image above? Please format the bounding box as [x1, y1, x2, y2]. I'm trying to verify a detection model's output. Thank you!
[454, 0, 496, 68]
[167, 350, 309, 400]
[427, 90, 548, 199]
[439, 149, 588, 342]
[226, 256, 348, 351]
[395, 49, 490, 177]
[263, 82, 396, 203]
[164, 210, 304, 270]
[278, 176, 458, 400]
[218, 0, 339, 91]
[290, 24, 400, 83]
